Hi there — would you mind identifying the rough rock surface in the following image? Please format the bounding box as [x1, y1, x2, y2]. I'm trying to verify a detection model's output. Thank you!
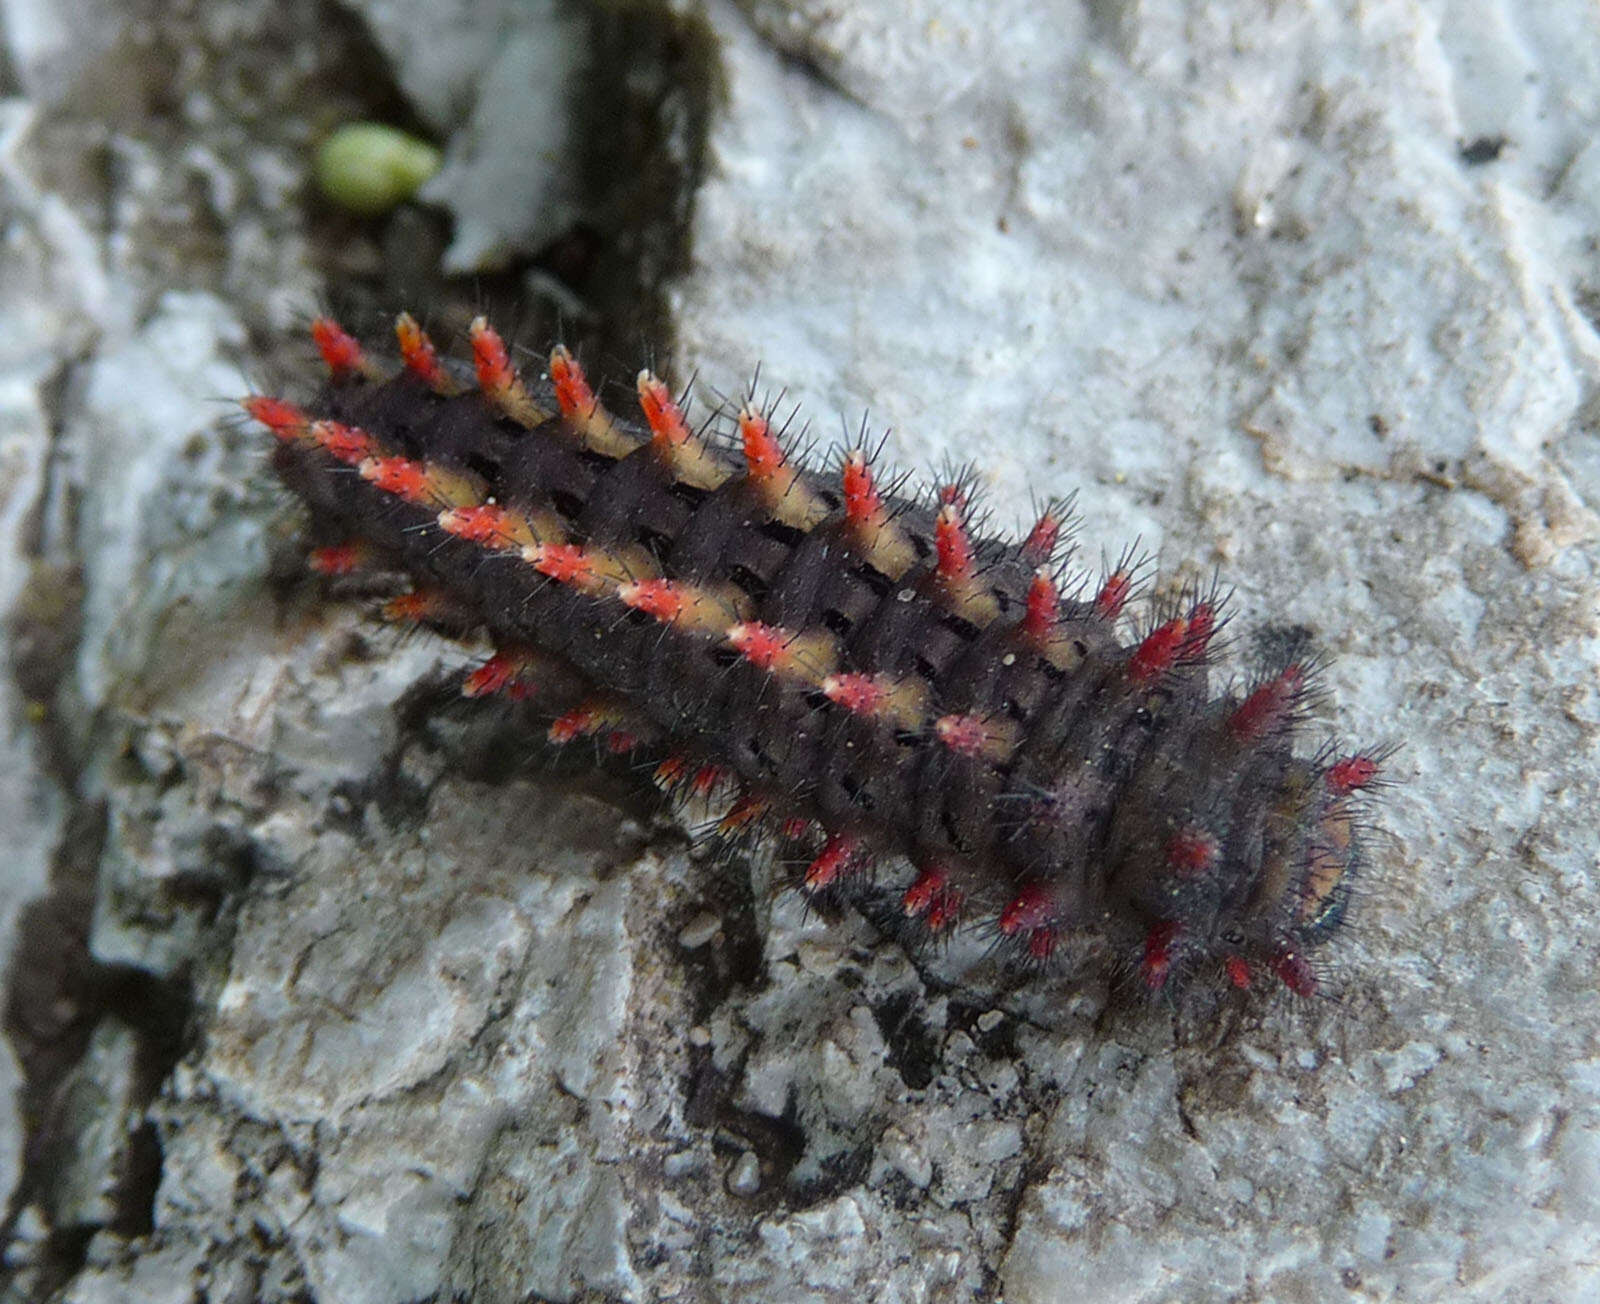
[1, 0, 1597, 1301]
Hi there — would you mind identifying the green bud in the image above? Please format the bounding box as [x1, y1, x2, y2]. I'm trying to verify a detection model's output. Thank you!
[315, 123, 442, 217]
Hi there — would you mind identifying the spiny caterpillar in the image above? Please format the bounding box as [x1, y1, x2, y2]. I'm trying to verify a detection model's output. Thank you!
[246, 313, 1385, 1002]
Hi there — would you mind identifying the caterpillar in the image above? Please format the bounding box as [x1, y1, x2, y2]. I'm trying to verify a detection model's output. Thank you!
[245, 312, 1384, 1002]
